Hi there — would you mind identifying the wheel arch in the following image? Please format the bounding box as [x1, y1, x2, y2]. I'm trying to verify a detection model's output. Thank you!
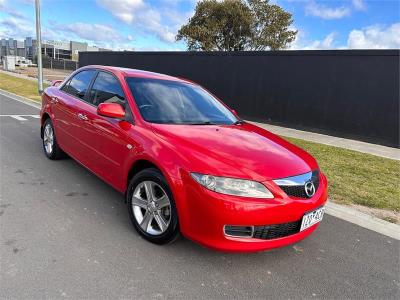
[40, 113, 51, 138]
[125, 159, 166, 197]
[124, 157, 181, 200]
[127, 159, 160, 185]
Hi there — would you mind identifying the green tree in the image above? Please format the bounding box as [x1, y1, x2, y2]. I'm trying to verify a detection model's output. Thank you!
[248, 0, 297, 50]
[176, 0, 297, 51]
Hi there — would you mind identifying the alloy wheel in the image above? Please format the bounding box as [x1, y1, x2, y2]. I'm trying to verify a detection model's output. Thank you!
[132, 181, 172, 235]
[43, 123, 54, 155]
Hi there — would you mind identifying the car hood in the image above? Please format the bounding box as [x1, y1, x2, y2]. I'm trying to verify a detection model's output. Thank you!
[151, 122, 318, 182]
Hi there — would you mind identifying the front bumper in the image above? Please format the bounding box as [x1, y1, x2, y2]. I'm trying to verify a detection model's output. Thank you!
[174, 171, 328, 252]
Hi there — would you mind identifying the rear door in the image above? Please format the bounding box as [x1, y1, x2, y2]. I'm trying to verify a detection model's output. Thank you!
[52, 69, 96, 158]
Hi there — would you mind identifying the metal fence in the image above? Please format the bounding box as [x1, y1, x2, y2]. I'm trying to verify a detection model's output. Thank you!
[80, 50, 400, 147]
[42, 57, 78, 71]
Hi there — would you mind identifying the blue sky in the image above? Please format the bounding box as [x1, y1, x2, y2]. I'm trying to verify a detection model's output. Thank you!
[1, 0, 399, 50]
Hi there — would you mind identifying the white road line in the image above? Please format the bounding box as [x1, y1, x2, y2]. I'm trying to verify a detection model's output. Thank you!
[0, 114, 40, 121]
[9, 115, 28, 121]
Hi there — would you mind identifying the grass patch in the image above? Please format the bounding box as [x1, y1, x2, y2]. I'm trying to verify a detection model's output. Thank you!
[0, 72, 48, 102]
[285, 137, 400, 212]
[382, 216, 397, 223]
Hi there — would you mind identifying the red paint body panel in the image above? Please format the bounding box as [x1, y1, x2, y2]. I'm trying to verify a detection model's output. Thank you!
[40, 65, 328, 252]
[175, 171, 327, 252]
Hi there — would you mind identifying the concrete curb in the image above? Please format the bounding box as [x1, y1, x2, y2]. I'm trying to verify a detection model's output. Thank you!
[0, 89, 41, 109]
[2, 89, 399, 240]
[325, 201, 399, 240]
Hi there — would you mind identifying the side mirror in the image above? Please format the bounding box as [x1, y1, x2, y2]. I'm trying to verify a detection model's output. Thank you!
[51, 80, 63, 87]
[97, 103, 125, 119]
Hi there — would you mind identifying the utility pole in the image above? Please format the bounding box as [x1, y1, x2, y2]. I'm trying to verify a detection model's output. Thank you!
[35, 0, 43, 94]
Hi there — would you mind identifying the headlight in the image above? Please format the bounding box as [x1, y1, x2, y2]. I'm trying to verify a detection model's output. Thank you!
[191, 173, 274, 198]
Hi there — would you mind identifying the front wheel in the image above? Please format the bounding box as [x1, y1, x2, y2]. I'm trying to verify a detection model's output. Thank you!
[127, 168, 180, 245]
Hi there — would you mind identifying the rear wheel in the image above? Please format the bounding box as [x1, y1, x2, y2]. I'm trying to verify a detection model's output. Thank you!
[42, 118, 65, 160]
[127, 168, 180, 244]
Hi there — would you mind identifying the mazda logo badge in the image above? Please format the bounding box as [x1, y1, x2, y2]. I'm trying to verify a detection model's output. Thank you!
[304, 181, 316, 198]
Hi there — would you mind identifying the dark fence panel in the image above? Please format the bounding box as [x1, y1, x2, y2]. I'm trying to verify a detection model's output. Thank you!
[80, 50, 400, 147]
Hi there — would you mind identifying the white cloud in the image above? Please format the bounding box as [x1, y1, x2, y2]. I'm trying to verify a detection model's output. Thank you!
[291, 23, 400, 50]
[0, 16, 35, 38]
[96, 0, 189, 43]
[305, 1, 351, 20]
[290, 30, 337, 50]
[304, 32, 336, 49]
[352, 0, 366, 11]
[48, 22, 136, 50]
[60, 23, 121, 42]
[0, 0, 31, 20]
[136, 8, 176, 43]
[347, 23, 400, 49]
[96, 0, 144, 24]
[0, 4, 134, 51]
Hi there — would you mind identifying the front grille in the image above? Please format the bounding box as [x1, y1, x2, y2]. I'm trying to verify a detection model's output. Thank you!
[280, 185, 308, 198]
[252, 220, 301, 240]
[224, 220, 302, 240]
[278, 170, 320, 199]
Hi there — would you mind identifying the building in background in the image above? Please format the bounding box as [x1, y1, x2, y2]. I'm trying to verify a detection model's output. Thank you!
[1, 38, 26, 58]
[24, 37, 36, 60]
[0, 37, 111, 62]
[43, 40, 71, 60]
[70, 41, 89, 61]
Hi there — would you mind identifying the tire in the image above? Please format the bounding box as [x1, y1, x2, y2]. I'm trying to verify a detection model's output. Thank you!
[127, 168, 180, 245]
[42, 118, 65, 160]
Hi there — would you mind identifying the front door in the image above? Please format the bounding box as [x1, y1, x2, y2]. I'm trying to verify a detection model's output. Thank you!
[77, 71, 135, 190]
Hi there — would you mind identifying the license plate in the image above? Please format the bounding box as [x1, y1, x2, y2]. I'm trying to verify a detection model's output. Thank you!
[300, 207, 324, 232]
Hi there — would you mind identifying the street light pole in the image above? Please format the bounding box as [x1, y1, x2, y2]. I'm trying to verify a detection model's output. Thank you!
[35, 0, 43, 94]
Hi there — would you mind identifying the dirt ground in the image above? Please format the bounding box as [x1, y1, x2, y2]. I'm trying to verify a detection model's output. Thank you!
[12, 66, 72, 82]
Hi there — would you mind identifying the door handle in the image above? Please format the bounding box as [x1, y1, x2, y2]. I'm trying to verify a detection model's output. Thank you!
[50, 96, 59, 103]
[77, 113, 88, 121]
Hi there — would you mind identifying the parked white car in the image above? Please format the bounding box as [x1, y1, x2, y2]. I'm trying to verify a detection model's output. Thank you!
[16, 60, 29, 67]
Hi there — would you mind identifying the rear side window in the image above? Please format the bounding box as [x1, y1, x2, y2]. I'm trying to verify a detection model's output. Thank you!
[89, 72, 125, 106]
[62, 70, 96, 101]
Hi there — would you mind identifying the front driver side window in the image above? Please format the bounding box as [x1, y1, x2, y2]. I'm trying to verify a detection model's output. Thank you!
[89, 72, 125, 107]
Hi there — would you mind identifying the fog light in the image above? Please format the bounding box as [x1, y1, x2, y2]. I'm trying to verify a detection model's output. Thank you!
[224, 225, 254, 238]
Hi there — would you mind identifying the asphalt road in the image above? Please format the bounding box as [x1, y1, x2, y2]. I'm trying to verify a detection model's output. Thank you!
[0, 93, 399, 299]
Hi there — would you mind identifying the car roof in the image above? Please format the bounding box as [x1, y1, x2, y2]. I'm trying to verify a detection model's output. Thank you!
[83, 65, 192, 84]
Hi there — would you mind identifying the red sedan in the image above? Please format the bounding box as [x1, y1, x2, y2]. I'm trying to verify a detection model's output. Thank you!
[40, 65, 328, 252]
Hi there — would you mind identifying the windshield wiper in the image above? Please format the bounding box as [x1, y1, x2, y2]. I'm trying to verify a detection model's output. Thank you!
[188, 121, 218, 125]
[234, 120, 245, 125]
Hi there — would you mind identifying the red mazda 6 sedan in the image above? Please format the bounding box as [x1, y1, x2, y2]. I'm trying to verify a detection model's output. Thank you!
[40, 65, 328, 252]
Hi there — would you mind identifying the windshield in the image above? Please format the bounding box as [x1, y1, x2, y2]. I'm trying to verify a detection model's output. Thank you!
[126, 77, 238, 125]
